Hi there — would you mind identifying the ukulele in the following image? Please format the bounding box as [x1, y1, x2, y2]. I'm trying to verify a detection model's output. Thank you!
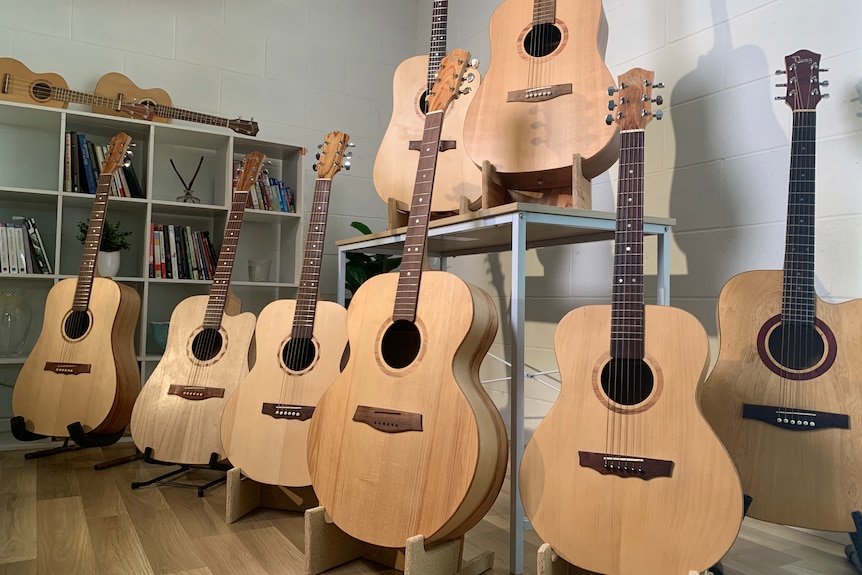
[0, 57, 154, 117]
[307, 50, 508, 548]
[461, 0, 620, 191]
[519, 69, 742, 574]
[129, 153, 265, 466]
[700, 50, 862, 532]
[220, 131, 352, 487]
[372, 0, 482, 213]
[12, 133, 141, 439]
[94, 72, 259, 136]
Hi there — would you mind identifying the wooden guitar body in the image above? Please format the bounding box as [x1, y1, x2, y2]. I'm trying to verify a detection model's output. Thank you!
[520, 304, 743, 575]
[12, 277, 141, 436]
[373, 55, 483, 212]
[0, 57, 68, 108]
[130, 293, 255, 465]
[93, 72, 171, 123]
[221, 299, 348, 487]
[700, 270, 862, 532]
[307, 271, 507, 548]
[462, 0, 619, 190]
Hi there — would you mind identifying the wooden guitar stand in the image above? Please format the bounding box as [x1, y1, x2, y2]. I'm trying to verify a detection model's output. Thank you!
[305, 506, 494, 575]
[385, 155, 591, 231]
[224, 467, 318, 523]
[537, 544, 712, 575]
[130, 447, 229, 497]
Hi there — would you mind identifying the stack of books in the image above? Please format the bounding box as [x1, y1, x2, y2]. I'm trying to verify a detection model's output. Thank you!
[63, 131, 145, 198]
[0, 217, 52, 274]
[149, 223, 218, 280]
[231, 160, 295, 212]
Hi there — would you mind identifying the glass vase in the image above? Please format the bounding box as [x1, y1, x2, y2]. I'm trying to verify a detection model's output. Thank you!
[0, 290, 32, 357]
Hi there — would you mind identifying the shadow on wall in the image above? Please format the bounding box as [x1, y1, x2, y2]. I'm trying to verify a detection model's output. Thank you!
[666, 0, 787, 336]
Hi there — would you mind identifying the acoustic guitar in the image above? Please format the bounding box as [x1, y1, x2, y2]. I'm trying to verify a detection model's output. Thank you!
[461, 0, 620, 191]
[519, 69, 743, 574]
[700, 50, 862, 532]
[307, 50, 508, 548]
[12, 133, 141, 439]
[372, 0, 482, 213]
[94, 72, 259, 136]
[220, 131, 352, 487]
[129, 153, 265, 466]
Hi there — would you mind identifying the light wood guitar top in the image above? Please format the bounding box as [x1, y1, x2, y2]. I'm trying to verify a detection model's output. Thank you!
[700, 270, 862, 532]
[462, 0, 619, 189]
[12, 278, 140, 437]
[307, 271, 507, 548]
[220, 299, 348, 487]
[520, 304, 743, 574]
[130, 294, 255, 466]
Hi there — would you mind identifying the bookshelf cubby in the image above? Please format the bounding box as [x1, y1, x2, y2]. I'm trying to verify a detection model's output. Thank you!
[0, 100, 305, 449]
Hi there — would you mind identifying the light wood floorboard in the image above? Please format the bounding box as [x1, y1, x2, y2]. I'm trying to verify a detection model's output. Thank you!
[0, 442, 856, 575]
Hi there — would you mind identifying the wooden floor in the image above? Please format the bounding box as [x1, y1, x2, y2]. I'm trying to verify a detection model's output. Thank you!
[0, 441, 857, 575]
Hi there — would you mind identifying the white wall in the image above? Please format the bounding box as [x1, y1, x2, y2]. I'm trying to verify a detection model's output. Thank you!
[426, 0, 862, 433]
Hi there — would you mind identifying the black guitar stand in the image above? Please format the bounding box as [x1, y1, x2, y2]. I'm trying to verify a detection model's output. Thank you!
[844, 511, 862, 574]
[709, 494, 754, 575]
[10, 416, 81, 460]
[131, 447, 229, 497]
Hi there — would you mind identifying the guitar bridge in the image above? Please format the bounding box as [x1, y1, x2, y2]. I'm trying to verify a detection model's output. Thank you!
[261, 403, 314, 421]
[167, 385, 225, 400]
[578, 451, 674, 480]
[44, 362, 91, 375]
[742, 403, 849, 430]
[507, 83, 573, 103]
[352, 405, 423, 433]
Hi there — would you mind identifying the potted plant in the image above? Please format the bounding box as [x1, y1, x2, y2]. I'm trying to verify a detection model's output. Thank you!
[76, 218, 132, 277]
[345, 221, 401, 302]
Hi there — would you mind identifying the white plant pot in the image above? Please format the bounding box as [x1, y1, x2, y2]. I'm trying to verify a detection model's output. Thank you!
[97, 251, 121, 277]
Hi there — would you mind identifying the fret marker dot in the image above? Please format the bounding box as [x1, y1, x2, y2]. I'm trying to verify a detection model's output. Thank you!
[626, 246, 631, 251]
[618, 278, 623, 283]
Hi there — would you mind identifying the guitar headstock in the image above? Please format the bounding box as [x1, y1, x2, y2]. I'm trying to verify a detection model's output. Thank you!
[426, 49, 478, 114]
[235, 151, 267, 191]
[119, 101, 156, 121]
[777, 49, 827, 111]
[102, 132, 133, 175]
[606, 68, 663, 131]
[313, 131, 353, 179]
[228, 118, 260, 137]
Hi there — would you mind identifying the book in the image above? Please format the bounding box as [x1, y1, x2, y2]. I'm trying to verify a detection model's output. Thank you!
[8, 224, 26, 274]
[70, 131, 81, 194]
[63, 132, 72, 192]
[77, 133, 97, 194]
[183, 226, 199, 280]
[167, 224, 180, 280]
[27, 217, 52, 274]
[0, 224, 9, 273]
[11, 221, 34, 274]
[160, 224, 172, 279]
[148, 222, 155, 278]
[123, 160, 144, 199]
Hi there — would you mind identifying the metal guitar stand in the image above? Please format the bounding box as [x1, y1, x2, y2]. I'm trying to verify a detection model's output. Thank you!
[131, 447, 228, 497]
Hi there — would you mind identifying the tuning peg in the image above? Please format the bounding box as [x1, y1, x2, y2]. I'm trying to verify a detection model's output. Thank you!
[775, 82, 788, 88]
[312, 163, 318, 171]
[343, 161, 351, 171]
[607, 100, 616, 111]
[653, 110, 663, 120]
[651, 82, 664, 89]
[607, 86, 618, 96]
[317, 143, 323, 149]
[819, 80, 829, 87]
[605, 114, 614, 125]
[469, 58, 479, 68]
[344, 151, 353, 159]
[460, 86, 472, 95]
[775, 69, 786, 75]
[347, 142, 356, 147]
[315, 152, 321, 160]
[818, 67, 829, 73]
[463, 72, 475, 83]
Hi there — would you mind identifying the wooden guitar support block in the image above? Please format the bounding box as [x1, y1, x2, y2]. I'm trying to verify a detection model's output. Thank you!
[305, 505, 494, 575]
[224, 467, 318, 524]
[386, 195, 477, 231]
[537, 543, 711, 575]
[481, 155, 591, 211]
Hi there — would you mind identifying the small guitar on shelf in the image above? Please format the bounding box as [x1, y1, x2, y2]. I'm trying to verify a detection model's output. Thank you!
[94, 72, 259, 136]
[11, 132, 141, 445]
[307, 50, 508, 549]
[700, 50, 862, 532]
[519, 69, 743, 574]
[220, 131, 352, 488]
[129, 152, 266, 466]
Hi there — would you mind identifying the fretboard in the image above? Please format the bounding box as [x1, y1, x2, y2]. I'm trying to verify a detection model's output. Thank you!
[782, 109, 817, 326]
[203, 191, 248, 329]
[153, 104, 230, 129]
[393, 111, 444, 322]
[73, 176, 115, 311]
[50, 87, 121, 112]
[426, 0, 449, 92]
[292, 179, 332, 339]
[610, 130, 645, 360]
[533, 0, 556, 25]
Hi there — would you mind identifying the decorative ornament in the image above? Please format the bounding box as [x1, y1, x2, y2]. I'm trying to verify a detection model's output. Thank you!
[171, 156, 204, 203]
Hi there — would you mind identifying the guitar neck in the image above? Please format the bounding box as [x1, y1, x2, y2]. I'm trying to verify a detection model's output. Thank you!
[426, 0, 449, 92]
[533, 0, 556, 25]
[50, 86, 122, 112]
[610, 129, 646, 359]
[204, 191, 248, 329]
[393, 110, 445, 322]
[152, 104, 231, 129]
[782, 109, 817, 326]
[73, 180, 114, 311]
[292, 179, 332, 338]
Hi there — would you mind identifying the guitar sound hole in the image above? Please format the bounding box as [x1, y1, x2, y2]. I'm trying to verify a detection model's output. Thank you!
[418, 91, 429, 115]
[282, 337, 316, 371]
[191, 328, 223, 361]
[381, 320, 421, 369]
[768, 323, 825, 370]
[524, 23, 562, 58]
[31, 81, 51, 101]
[64, 310, 90, 340]
[601, 358, 654, 406]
